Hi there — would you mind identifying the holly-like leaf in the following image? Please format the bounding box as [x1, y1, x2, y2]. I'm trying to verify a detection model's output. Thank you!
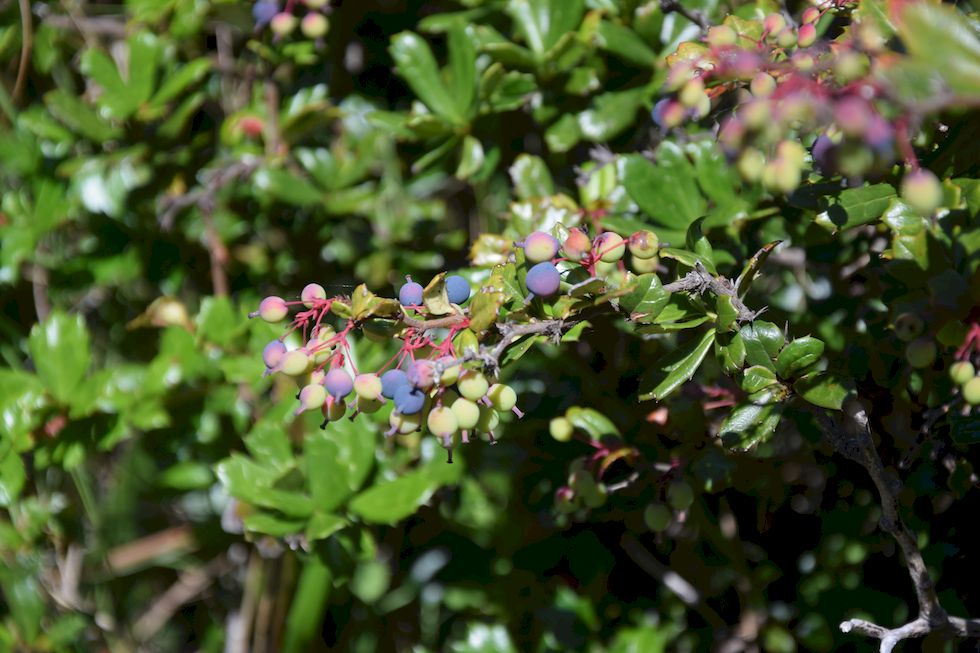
[28, 310, 91, 405]
[620, 273, 669, 319]
[640, 330, 716, 401]
[793, 373, 853, 410]
[775, 337, 825, 379]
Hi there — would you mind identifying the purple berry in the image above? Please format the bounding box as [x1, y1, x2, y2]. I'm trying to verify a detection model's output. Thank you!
[525, 262, 561, 297]
[324, 368, 353, 399]
[399, 277, 424, 307]
[252, 1, 279, 25]
[445, 275, 471, 304]
[393, 385, 425, 414]
[811, 135, 836, 174]
[262, 340, 287, 368]
[651, 98, 671, 129]
[380, 369, 408, 399]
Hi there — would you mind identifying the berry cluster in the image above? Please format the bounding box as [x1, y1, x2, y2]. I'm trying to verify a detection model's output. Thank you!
[253, 0, 329, 40]
[251, 276, 524, 462]
[657, 1, 943, 210]
[519, 227, 661, 296]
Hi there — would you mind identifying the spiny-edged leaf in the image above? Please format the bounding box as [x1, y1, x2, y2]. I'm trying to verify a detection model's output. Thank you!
[813, 184, 896, 232]
[243, 512, 306, 537]
[719, 395, 783, 452]
[351, 284, 377, 320]
[738, 324, 776, 371]
[422, 273, 454, 316]
[775, 336, 825, 379]
[636, 316, 711, 334]
[621, 273, 669, 319]
[568, 276, 606, 298]
[735, 241, 782, 298]
[390, 31, 463, 123]
[565, 406, 619, 438]
[740, 366, 778, 394]
[304, 417, 376, 513]
[640, 329, 715, 401]
[793, 373, 854, 410]
[501, 334, 546, 366]
[510, 154, 555, 200]
[621, 143, 706, 230]
[715, 295, 738, 333]
[28, 310, 91, 405]
[752, 321, 785, 359]
[349, 459, 462, 524]
[715, 331, 746, 375]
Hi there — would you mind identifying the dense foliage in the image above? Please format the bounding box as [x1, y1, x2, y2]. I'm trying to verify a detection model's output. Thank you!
[1, 0, 978, 651]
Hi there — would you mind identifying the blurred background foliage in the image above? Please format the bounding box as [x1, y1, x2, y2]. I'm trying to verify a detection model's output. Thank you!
[1, 0, 978, 651]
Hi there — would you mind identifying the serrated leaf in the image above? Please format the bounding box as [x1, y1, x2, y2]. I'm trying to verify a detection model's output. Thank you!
[813, 184, 896, 232]
[28, 310, 91, 405]
[719, 395, 783, 452]
[349, 460, 462, 524]
[793, 373, 853, 410]
[741, 366, 778, 394]
[640, 330, 715, 401]
[621, 144, 706, 230]
[305, 418, 375, 513]
[620, 273, 669, 319]
[775, 337, 825, 379]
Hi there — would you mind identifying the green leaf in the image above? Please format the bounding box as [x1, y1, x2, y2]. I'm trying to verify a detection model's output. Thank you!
[148, 58, 211, 109]
[0, 449, 26, 508]
[423, 272, 455, 316]
[640, 330, 716, 401]
[565, 406, 619, 438]
[349, 461, 462, 524]
[715, 295, 738, 333]
[577, 87, 650, 143]
[215, 455, 314, 518]
[545, 113, 581, 153]
[596, 20, 658, 66]
[44, 90, 122, 142]
[687, 140, 749, 227]
[719, 390, 784, 452]
[196, 296, 238, 347]
[715, 331, 746, 375]
[507, 0, 585, 57]
[158, 461, 214, 490]
[28, 310, 91, 404]
[509, 154, 554, 200]
[282, 557, 333, 653]
[775, 337, 825, 379]
[390, 32, 463, 124]
[243, 512, 306, 537]
[813, 184, 896, 232]
[447, 24, 477, 119]
[306, 512, 347, 542]
[304, 418, 375, 513]
[456, 135, 485, 180]
[735, 241, 781, 298]
[620, 274, 669, 319]
[895, 2, 980, 98]
[793, 373, 853, 410]
[684, 218, 716, 274]
[738, 324, 776, 372]
[621, 144, 706, 230]
[254, 168, 323, 207]
[752, 321, 785, 359]
[741, 366, 778, 394]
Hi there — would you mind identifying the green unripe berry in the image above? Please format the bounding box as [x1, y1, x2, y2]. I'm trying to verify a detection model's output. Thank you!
[549, 417, 573, 442]
[763, 157, 802, 194]
[963, 376, 980, 405]
[797, 22, 817, 48]
[296, 384, 327, 415]
[436, 357, 461, 386]
[802, 7, 820, 24]
[270, 12, 298, 36]
[707, 25, 737, 47]
[679, 78, 706, 109]
[583, 483, 607, 509]
[487, 383, 517, 411]
[894, 313, 925, 342]
[357, 397, 383, 414]
[628, 230, 660, 259]
[763, 13, 786, 35]
[477, 406, 499, 433]
[905, 337, 937, 369]
[949, 361, 975, 386]
[389, 410, 422, 435]
[667, 480, 695, 510]
[776, 27, 797, 49]
[427, 406, 459, 439]
[750, 72, 777, 98]
[458, 370, 489, 401]
[644, 502, 672, 531]
[901, 169, 943, 215]
[324, 398, 347, 422]
[523, 231, 560, 264]
[303, 0, 328, 7]
[630, 255, 659, 274]
[594, 232, 626, 262]
[354, 373, 383, 401]
[300, 12, 329, 39]
[257, 296, 289, 323]
[737, 148, 766, 182]
[280, 350, 311, 376]
[451, 398, 481, 430]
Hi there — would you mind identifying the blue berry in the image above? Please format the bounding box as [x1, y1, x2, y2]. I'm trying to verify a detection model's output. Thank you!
[393, 385, 425, 414]
[324, 368, 353, 399]
[252, 1, 279, 25]
[399, 277, 424, 307]
[525, 262, 561, 297]
[380, 369, 408, 399]
[445, 275, 471, 304]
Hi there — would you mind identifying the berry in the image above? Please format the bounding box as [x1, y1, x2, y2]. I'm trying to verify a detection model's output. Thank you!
[630, 255, 659, 274]
[737, 148, 766, 182]
[750, 72, 776, 98]
[280, 350, 311, 376]
[324, 368, 354, 398]
[380, 369, 409, 399]
[323, 399, 347, 423]
[523, 231, 560, 264]
[256, 296, 288, 323]
[487, 383, 516, 411]
[894, 313, 925, 342]
[253, 1, 279, 26]
[302, 0, 327, 7]
[407, 359, 436, 390]
[300, 12, 329, 38]
[644, 502, 672, 531]
[445, 275, 471, 304]
[389, 410, 422, 435]
[354, 373, 382, 400]
[427, 406, 459, 439]
[763, 13, 786, 35]
[628, 230, 660, 260]
[651, 98, 671, 129]
[399, 277, 424, 306]
[834, 97, 871, 138]
[901, 169, 943, 215]
[667, 480, 694, 510]
[594, 232, 625, 262]
[679, 78, 706, 109]
[797, 23, 817, 48]
[562, 228, 591, 261]
[458, 370, 489, 401]
[950, 361, 975, 386]
[525, 262, 561, 297]
[963, 376, 980, 405]
[811, 135, 836, 175]
[707, 25, 737, 47]
[776, 28, 797, 49]
[301, 283, 326, 308]
[549, 417, 573, 442]
[270, 12, 298, 35]
[393, 385, 426, 414]
[296, 383, 327, 415]
[477, 406, 499, 434]
[435, 356, 461, 386]
[450, 398, 480, 430]
[802, 7, 820, 24]
[357, 397, 383, 414]
[905, 338, 937, 369]
[262, 340, 287, 368]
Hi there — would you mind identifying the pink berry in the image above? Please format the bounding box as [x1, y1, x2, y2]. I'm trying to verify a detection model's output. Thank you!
[256, 296, 288, 323]
[523, 231, 560, 264]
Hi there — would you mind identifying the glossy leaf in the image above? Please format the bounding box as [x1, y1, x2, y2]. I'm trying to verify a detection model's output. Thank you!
[621, 144, 706, 230]
[793, 373, 853, 410]
[391, 32, 463, 123]
[640, 330, 716, 401]
[349, 460, 462, 524]
[28, 311, 91, 405]
[620, 273, 669, 319]
[775, 337, 825, 379]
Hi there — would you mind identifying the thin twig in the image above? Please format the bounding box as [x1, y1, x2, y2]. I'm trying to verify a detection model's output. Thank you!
[41, 13, 128, 38]
[29, 262, 51, 323]
[132, 555, 231, 642]
[659, 0, 710, 32]
[13, 0, 32, 102]
[662, 262, 763, 322]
